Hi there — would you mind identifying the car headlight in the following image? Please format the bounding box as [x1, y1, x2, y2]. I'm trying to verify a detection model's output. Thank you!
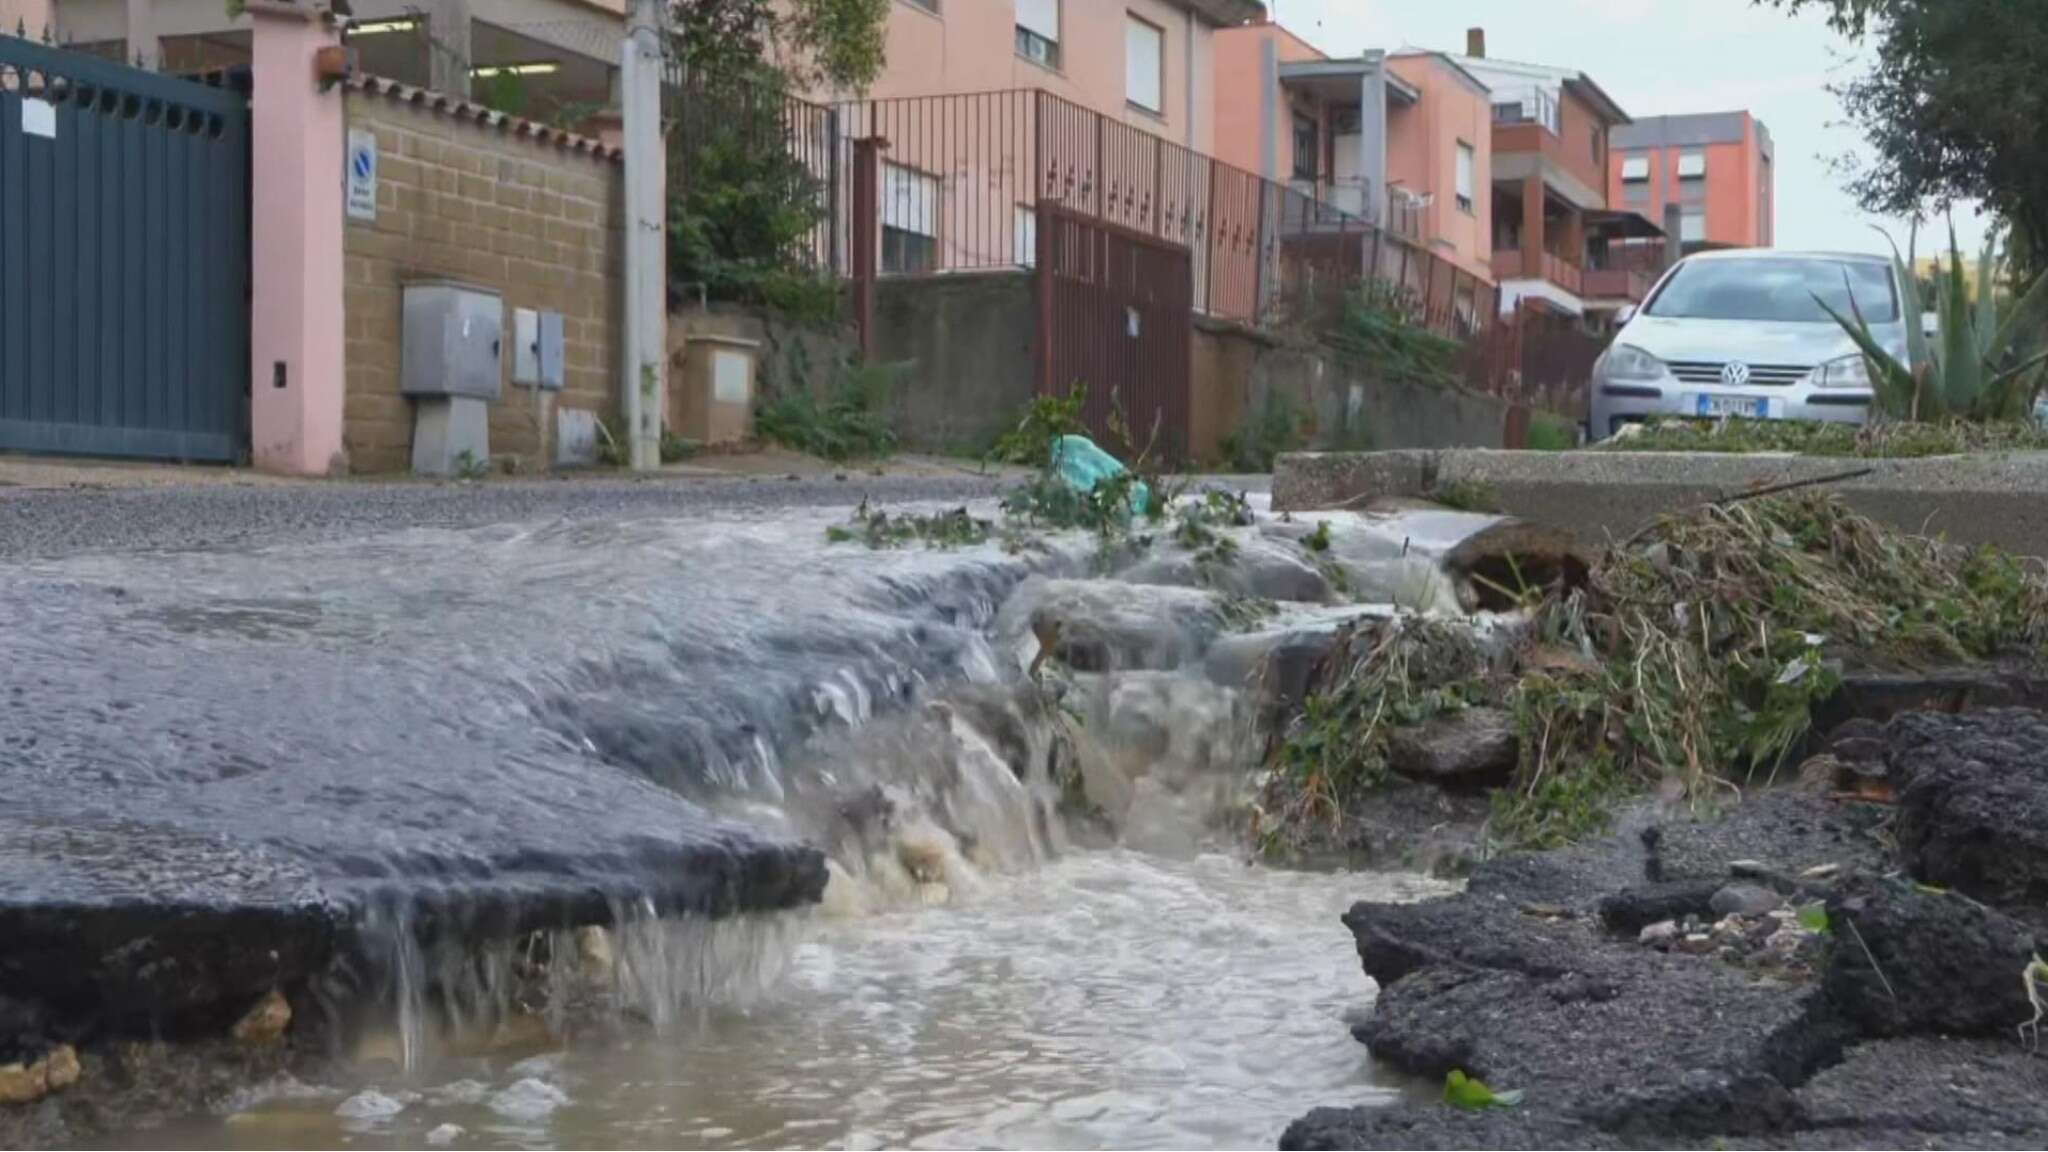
[1599, 343, 1666, 382]
[1811, 353, 1872, 389]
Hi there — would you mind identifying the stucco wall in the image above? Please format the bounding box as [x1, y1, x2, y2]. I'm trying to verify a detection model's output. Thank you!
[851, 0, 1217, 152]
[1553, 86, 1610, 205]
[1386, 53, 1492, 283]
[341, 86, 622, 473]
[1, 0, 51, 35]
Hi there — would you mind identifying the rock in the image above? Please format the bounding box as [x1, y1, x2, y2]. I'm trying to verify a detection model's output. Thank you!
[40, 1045, 77, 1093]
[1710, 883, 1782, 918]
[1793, 1036, 2048, 1139]
[1639, 920, 1680, 947]
[1829, 736, 1888, 764]
[0, 1059, 46, 1107]
[487, 1077, 568, 1122]
[230, 990, 292, 1045]
[1888, 709, 2048, 920]
[1117, 535, 1333, 603]
[1676, 932, 1717, 955]
[0, 1044, 80, 1107]
[576, 925, 615, 978]
[427, 1123, 465, 1145]
[1824, 872, 2038, 1039]
[1598, 879, 1720, 934]
[1387, 707, 1518, 785]
[334, 1089, 406, 1121]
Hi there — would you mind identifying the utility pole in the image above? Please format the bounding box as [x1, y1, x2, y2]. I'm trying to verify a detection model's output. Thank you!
[620, 0, 666, 470]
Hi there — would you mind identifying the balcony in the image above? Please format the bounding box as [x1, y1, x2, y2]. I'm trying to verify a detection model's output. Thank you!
[1491, 249, 1584, 296]
[1582, 267, 1652, 302]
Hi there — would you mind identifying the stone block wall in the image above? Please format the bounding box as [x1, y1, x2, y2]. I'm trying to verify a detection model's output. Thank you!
[341, 79, 623, 473]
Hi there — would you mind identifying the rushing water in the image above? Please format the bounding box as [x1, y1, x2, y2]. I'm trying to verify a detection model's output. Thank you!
[125, 854, 1448, 1150]
[1, 495, 1488, 1149]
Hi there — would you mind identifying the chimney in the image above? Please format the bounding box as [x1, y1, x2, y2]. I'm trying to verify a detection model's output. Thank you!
[1466, 27, 1486, 58]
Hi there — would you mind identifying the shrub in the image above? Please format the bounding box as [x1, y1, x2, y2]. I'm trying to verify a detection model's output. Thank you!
[1220, 389, 1306, 473]
[754, 358, 902, 460]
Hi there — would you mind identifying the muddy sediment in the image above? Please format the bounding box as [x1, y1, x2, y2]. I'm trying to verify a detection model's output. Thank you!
[1285, 708, 2048, 1149]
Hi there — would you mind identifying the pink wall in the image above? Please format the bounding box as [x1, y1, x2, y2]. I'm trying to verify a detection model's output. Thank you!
[1387, 53, 1490, 282]
[848, 0, 1218, 152]
[0, 0, 50, 35]
[248, 4, 345, 475]
[1210, 21, 1325, 180]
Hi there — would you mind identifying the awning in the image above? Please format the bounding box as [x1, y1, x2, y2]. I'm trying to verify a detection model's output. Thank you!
[1586, 209, 1666, 239]
[1278, 59, 1421, 107]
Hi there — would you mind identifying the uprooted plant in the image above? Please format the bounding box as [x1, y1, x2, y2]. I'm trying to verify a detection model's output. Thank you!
[1264, 492, 2048, 855]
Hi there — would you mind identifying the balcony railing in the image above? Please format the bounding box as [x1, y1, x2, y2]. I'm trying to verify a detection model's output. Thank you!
[1582, 267, 1652, 302]
[1490, 248, 1585, 296]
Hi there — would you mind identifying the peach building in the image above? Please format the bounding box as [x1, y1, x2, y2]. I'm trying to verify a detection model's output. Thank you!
[1609, 111, 1774, 251]
[1211, 19, 1495, 284]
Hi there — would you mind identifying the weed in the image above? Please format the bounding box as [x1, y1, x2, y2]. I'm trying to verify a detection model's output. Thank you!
[991, 386, 1089, 468]
[660, 430, 699, 464]
[825, 499, 991, 549]
[1306, 521, 1333, 553]
[453, 450, 490, 481]
[1220, 390, 1305, 473]
[755, 358, 902, 461]
[1524, 414, 1580, 452]
[1430, 477, 1503, 514]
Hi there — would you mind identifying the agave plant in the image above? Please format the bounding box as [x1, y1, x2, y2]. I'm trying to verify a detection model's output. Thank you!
[1817, 220, 2048, 422]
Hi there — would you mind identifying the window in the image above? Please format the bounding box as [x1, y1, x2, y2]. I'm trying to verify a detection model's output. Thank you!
[1016, 0, 1059, 69]
[1455, 141, 1474, 215]
[1679, 209, 1705, 243]
[882, 162, 939, 274]
[1645, 256, 1898, 323]
[1677, 151, 1706, 179]
[1125, 14, 1163, 114]
[1291, 112, 1318, 181]
[1014, 205, 1037, 267]
[1620, 155, 1649, 182]
[1592, 127, 1603, 167]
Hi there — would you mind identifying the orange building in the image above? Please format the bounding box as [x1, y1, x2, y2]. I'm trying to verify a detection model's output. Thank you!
[1211, 20, 1496, 284]
[1609, 112, 1775, 252]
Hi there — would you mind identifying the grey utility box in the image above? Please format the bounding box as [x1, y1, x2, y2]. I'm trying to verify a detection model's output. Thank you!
[512, 307, 566, 390]
[402, 281, 503, 401]
[402, 280, 503, 476]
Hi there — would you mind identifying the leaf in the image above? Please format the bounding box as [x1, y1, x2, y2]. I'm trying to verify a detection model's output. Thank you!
[1814, 292, 1919, 417]
[1797, 902, 1830, 933]
[1444, 1069, 1523, 1110]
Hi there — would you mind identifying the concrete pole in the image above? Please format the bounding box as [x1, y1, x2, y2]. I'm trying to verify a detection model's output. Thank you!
[1358, 51, 1388, 230]
[124, 0, 157, 68]
[620, 0, 666, 470]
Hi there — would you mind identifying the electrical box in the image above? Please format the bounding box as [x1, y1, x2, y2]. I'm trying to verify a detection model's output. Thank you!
[401, 280, 503, 401]
[513, 307, 565, 390]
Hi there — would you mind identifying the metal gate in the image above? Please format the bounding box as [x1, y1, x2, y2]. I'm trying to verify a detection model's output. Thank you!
[1035, 201, 1193, 464]
[0, 34, 249, 462]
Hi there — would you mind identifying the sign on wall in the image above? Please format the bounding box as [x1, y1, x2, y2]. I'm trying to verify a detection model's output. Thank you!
[346, 128, 378, 221]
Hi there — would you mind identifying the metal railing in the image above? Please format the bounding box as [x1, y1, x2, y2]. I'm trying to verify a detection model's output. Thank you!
[1582, 267, 1651, 302]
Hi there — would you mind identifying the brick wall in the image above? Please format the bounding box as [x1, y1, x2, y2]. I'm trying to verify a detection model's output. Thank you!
[342, 80, 623, 473]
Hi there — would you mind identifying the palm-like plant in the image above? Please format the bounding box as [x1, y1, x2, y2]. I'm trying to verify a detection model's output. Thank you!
[1817, 220, 2048, 422]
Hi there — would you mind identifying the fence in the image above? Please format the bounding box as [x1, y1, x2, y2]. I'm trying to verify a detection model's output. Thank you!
[665, 72, 1597, 413]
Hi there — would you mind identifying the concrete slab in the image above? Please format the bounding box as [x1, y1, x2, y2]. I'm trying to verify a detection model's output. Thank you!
[1275, 449, 2048, 557]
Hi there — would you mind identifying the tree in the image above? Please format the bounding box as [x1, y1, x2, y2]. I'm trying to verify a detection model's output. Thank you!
[1762, 0, 2048, 277]
[671, 0, 890, 91]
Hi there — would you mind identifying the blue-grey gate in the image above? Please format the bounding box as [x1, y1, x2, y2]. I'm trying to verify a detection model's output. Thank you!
[0, 32, 249, 462]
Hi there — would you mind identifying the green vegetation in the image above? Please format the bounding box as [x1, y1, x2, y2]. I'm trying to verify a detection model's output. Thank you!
[452, 450, 490, 481]
[1429, 477, 1504, 514]
[989, 386, 1089, 468]
[1265, 492, 2048, 854]
[755, 358, 902, 461]
[1601, 416, 2048, 457]
[1762, 0, 2048, 283]
[1444, 1070, 1524, 1111]
[659, 430, 698, 465]
[1524, 414, 1579, 452]
[1326, 281, 1465, 393]
[1819, 222, 2048, 421]
[827, 500, 991, 549]
[1220, 390, 1307, 473]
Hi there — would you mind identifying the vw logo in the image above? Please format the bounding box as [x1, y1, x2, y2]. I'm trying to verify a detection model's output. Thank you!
[1721, 361, 1752, 386]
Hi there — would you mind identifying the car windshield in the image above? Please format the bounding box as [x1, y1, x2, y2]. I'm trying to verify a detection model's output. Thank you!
[1644, 257, 1900, 323]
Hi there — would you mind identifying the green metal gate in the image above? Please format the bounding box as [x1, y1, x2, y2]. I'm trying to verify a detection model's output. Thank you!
[0, 33, 249, 462]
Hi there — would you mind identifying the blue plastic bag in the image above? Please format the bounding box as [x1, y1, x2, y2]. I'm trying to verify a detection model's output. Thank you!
[1050, 434, 1149, 517]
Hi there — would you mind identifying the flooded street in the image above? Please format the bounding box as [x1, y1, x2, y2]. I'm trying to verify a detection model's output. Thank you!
[129, 854, 1447, 1150]
[0, 478, 1472, 1149]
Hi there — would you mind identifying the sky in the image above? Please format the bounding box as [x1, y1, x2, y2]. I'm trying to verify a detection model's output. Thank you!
[1265, 0, 1992, 258]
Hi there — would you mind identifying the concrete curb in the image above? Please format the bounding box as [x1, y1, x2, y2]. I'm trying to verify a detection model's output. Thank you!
[1274, 449, 2048, 557]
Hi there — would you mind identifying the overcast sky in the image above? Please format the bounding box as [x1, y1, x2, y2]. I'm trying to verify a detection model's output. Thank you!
[1266, 0, 1992, 258]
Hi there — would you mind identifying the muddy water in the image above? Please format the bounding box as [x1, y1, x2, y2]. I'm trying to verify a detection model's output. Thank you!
[132, 854, 1447, 1150]
[3, 496, 1478, 1149]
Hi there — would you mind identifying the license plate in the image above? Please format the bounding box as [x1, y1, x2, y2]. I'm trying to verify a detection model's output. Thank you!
[1695, 394, 1768, 418]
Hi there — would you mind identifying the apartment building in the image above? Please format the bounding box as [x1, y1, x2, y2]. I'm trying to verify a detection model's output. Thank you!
[1210, 20, 1494, 284]
[1449, 29, 1661, 322]
[1610, 111, 1774, 252]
